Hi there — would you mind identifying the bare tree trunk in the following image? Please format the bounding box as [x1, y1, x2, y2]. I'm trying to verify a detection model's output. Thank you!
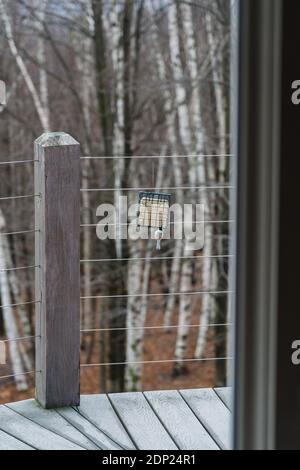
[178, 2, 215, 361]
[168, 1, 197, 373]
[110, 0, 125, 259]
[173, 244, 193, 376]
[125, 155, 165, 390]
[164, 159, 183, 328]
[125, 239, 144, 390]
[150, 2, 184, 328]
[167, 1, 191, 150]
[74, 0, 94, 335]
[0, 210, 27, 390]
[92, 0, 124, 392]
[205, 10, 227, 164]
[0, 0, 49, 131]
[194, 226, 214, 358]
[36, 0, 50, 131]
[4, 236, 33, 368]
[195, 5, 230, 382]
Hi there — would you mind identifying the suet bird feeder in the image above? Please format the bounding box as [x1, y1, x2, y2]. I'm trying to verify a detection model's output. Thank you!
[137, 191, 171, 250]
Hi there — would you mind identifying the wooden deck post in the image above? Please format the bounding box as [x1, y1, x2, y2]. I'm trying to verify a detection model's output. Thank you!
[35, 132, 80, 408]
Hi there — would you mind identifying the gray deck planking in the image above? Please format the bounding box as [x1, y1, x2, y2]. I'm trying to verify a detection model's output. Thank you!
[56, 406, 123, 450]
[180, 388, 231, 450]
[0, 429, 34, 450]
[6, 399, 98, 450]
[144, 390, 219, 450]
[214, 387, 232, 410]
[108, 392, 178, 450]
[0, 405, 84, 450]
[76, 394, 136, 450]
[1, 388, 231, 450]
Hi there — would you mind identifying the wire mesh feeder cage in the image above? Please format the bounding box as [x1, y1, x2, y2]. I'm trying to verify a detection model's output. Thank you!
[137, 191, 171, 250]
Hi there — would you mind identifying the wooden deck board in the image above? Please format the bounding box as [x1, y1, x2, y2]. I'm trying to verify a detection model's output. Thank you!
[180, 388, 231, 450]
[76, 394, 136, 450]
[56, 406, 123, 450]
[108, 392, 178, 450]
[144, 390, 219, 450]
[6, 399, 98, 450]
[0, 429, 34, 450]
[0, 405, 84, 450]
[214, 387, 232, 410]
[1, 388, 231, 450]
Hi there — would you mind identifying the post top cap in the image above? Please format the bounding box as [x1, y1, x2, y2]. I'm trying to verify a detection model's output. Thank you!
[35, 132, 79, 147]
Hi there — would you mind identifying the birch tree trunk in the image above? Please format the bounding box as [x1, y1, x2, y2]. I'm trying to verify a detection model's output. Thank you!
[176, 3, 215, 360]
[0, 2, 49, 386]
[36, 0, 50, 131]
[208, 9, 230, 385]
[205, 10, 227, 164]
[0, 0, 49, 131]
[168, 1, 200, 373]
[125, 238, 144, 390]
[125, 155, 165, 391]
[195, 9, 229, 373]
[150, 2, 184, 327]
[74, 0, 94, 334]
[167, 1, 191, 151]
[92, 0, 125, 391]
[0, 211, 27, 390]
[173, 243, 193, 375]
[4, 236, 33, 369]
[110, 0, 125, 259]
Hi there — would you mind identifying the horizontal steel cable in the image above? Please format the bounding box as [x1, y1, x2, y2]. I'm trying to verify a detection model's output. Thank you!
[81, 153, 234, 160]
[0, 159, 36, 165]
[0, 264, 39, 273]
[0, 194, 39, 201]
[80, 219, 234, 227]
[81, 357, 233, 367]
[0, 300, 40, 309]
[1, 335, 38, 343]
[80, 289, 233, 301]
[80, 322, 233, 333]
[0, 229, 37, 236]
[0, 370, 40, 380]
[80, 254, 233, 263]
[80, 185, 233, 192]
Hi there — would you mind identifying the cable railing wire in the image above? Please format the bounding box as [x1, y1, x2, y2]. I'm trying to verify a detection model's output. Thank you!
[0, 159, 37, 165]
[80, 219, 234, 228]
[1, 335, 38, 343]
[80, 289, 232, 301]
[0, 300, 40, 310]
[0, 187, 232, 200]
[0, 229, 38, 237]
[81, 357, 233, 368]
[0, 264, 39, 273]
[0, 154, 233, 165]
[80, 254, 233, 264]
[80, 185, 233, 193]
[0, 194, 39, 201]
[81, 153, 234, 160]
[0, 370, 40, 381]
[80, 322, 233, 333]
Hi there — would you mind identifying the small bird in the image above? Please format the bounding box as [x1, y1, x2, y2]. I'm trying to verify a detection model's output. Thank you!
[154, 228, 163, 250]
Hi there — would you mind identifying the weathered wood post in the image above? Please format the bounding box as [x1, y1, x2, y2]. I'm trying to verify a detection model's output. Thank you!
[35, 132, 80, 408]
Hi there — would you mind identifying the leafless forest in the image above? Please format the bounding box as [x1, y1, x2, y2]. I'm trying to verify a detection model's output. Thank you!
[0, 0, 231, 402]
